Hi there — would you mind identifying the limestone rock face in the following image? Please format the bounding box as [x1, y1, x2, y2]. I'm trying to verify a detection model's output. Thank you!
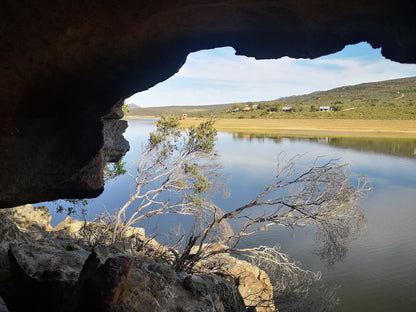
[1, 0, 416, 207]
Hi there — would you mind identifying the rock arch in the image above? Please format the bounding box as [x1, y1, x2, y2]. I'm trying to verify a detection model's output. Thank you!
[1, 0, 415, 207]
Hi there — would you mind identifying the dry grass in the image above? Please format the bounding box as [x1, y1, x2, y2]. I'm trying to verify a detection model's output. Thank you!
[180, 118, 416, 138]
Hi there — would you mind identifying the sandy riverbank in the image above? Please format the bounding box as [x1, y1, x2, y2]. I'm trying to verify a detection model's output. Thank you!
[179, 118, 416, 138]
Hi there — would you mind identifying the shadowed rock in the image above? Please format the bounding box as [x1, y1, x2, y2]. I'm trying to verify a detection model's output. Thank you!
[0, 204, 253, 311]
[1, 1, 416, 207]
[66, 252, 134, 312]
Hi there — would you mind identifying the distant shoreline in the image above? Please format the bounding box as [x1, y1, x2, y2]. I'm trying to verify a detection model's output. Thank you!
[178, 118, 416, 139]
[125, 116, 416, 138]
[125, 115, 158, 119]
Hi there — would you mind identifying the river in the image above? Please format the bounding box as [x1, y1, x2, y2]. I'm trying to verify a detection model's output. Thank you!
[45, 118, 416, 312]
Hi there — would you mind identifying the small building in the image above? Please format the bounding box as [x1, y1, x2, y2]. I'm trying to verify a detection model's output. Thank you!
[282, 107, 292, 112]
[242, 107, 251, 112]
[232, 108, 239, 112]
[319, 106, 331, 111]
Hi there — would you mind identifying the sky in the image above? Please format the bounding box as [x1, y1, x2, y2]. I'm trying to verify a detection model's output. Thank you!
[126, 42, 416, 107]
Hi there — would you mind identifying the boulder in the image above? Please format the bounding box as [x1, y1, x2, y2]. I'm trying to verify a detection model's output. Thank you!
[116, 258, 247, 312]
[66, 252, 134, 312]
[199, 254, 275, 312]
[0, 204, 255, 311]
[0, 205, 52, 240]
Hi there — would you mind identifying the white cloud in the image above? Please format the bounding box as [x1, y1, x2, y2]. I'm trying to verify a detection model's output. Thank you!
[127, 43, 416, 107]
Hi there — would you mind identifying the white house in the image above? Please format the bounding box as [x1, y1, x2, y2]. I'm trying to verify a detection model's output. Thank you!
[319, 106, 331, 111]
[282, 107, 292, 112]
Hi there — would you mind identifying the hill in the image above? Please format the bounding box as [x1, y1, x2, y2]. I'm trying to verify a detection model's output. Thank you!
[127, 103, 234, 117]
[127, 77, 416, 120]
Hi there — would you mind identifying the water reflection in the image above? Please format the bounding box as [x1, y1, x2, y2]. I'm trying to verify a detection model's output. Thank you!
[232, 132, 416, 158]
[41, 119, 416, 312]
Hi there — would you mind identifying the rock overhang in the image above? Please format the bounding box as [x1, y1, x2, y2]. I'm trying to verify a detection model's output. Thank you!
[1, 0, 416, 207]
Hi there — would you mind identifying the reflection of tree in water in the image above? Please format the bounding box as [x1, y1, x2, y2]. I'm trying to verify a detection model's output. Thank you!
[276, 280, 339, 312]
[324, 137, 416, 159]
[233, 132, 283, 144]
[233, 132, 416, 159]
[256, 206, 365, 312]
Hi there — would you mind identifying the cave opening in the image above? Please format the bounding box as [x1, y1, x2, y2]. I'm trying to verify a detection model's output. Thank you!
[26, 41, 416, 309]
[37, 41, 415, 311]
[36, 40, 416, 224]
[126, 42, 416, 108]
[2, 2, 416, 310]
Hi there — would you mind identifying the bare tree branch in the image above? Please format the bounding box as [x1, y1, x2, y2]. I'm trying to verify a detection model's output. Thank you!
[83, 117, 370, 311]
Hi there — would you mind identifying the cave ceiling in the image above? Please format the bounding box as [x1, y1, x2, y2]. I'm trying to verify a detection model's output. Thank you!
[1, 0, 415, 207]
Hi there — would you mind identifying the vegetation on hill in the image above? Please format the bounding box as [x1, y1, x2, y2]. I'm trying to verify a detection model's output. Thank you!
[127, 77, 416, 120]
[127, 103, 234, 117]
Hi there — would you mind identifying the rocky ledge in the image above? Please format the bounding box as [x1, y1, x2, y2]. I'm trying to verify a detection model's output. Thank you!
[0, 205, 275, 312]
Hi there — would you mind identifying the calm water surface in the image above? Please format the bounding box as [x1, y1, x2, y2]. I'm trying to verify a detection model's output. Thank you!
[45, 118, 416, 311]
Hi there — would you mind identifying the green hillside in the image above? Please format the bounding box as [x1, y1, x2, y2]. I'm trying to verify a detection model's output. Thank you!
[127, 103, 234, 117]
[127, 77, 416, 120]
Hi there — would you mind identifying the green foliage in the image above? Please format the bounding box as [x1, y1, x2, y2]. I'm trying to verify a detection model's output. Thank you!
[195, 174, 212, 193]
[147, 117, 218, 205]
[149, 115, 181, 148]
[232, 103, 246, 111]
[105, 116, 221, 244]
[104, 160, 127, 182]
[156, 115, 181, 136]
[186, 118, 217, 154]
[183, 163, 199, 175]
[62, 243, 75, 251]
[55, 199, 89, 216]
[258, 102, 266, 110]
[122, 102, 130, 115]
[332, 104, 343, 111]
[182, 160, 213, 205]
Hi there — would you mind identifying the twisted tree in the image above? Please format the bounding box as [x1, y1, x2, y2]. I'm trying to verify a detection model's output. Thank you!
[90, 115, 369, 310]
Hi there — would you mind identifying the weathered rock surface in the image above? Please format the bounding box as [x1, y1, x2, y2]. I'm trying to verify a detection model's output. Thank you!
[196, 246, 275, 312]
[1, 1, 416, 207]
[0, 205, 257, 311]
[102, 100, 130, 163]
[213, 255, 274, 312]
[117, 260, 247, 312]
[67, 252, 134, 312]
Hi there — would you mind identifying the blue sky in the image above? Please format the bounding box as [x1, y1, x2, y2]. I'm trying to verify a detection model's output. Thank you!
[127, 42, 416, 107]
